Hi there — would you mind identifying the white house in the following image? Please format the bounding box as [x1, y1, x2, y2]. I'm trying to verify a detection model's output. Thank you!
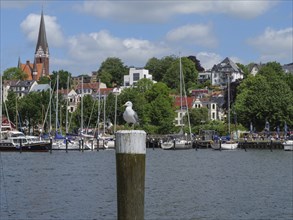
[123, 67, 154, 87]
[211, 57, 244, 86]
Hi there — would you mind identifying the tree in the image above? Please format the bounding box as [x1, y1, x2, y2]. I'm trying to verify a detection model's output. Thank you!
[51, 70, 72, 90]
[234, 66, 293, 131]
[98, 57, 128, 86]
[38, 76, 50, 84]
[4, 91, 17, 126]
[187, 55, 205, 72]
[236, 63, 249, 78]
[163, 57, 198, 92]
[145, 55, 177, 82]
[17, 91, 50, 134]
[188, 107, 209, 128]
[148, 96, 175, 134]
[3, 67, 28, 80]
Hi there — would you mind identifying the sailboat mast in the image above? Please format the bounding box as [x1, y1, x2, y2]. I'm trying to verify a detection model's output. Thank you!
[103, 92, 106, 134]
[56, 73, 59, 133]
[227, 73, 231, 135]
[81, 76, 84, 133]
[179, 56, 183, 112]
[49, 80, 52, 135]
[97, 79, 101, 136]
[65, 75, 69, 134]
[0, 72, 2, 139]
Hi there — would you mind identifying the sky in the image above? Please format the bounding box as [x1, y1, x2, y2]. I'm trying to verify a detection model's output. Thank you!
[0, 0, 292, 76]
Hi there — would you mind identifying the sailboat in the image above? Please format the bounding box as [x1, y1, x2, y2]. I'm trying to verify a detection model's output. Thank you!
[161, 56, 193, 150]
[211, 71, 238, 150]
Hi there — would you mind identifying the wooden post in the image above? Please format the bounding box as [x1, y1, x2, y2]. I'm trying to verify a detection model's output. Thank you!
[97, 138, 99, 152]
[173, 138, 176, 150]
[82, 138, 84, 152]
[91, 139, 94, 151]
[116, 130, 146, 220]
[65, 137, 68, 153]
[19, 139, 22, 153]
[50, 138, 52, 154]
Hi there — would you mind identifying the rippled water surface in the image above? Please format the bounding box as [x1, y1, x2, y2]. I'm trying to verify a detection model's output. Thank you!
[1, 149, 292, 220]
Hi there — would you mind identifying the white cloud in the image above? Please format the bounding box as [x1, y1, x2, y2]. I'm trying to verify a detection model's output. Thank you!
[76, 1, 277, 22]
[196, 52, 223, 70]
[20, 13, 64, 48]
[247, 27, 293, 63]
[166, 24, 217, 48]
[65, 30, 169, 73]
[213, 1, 277, 19]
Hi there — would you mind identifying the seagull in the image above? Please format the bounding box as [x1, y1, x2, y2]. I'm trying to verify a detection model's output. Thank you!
[123, 101, 139, 126]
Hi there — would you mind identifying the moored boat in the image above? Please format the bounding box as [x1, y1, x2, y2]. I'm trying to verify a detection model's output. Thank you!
[210, 140, 238, 150]
[161, 136, 192, 150]
[0, 131, 50, 152]
[283, 136, 293, 151]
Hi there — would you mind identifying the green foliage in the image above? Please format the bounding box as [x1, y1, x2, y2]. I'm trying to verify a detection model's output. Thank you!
[98, 57, 128, 86]
[144, 55, 177, 82]
[284, 74, 293, 91]
[99, 70, 113, 88]
[162, 57, 198, 91]
[236, 63, 249, 78]
[38, 76, 50, 84]
[234, 63, 293, 131]
[4, 91, 17, 124]
[51, 70, 72, 90]
[3, 67, 28, 80]
[17, 91, 50, 133]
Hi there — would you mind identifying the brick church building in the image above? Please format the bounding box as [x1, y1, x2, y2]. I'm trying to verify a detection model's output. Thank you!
[18, 10, 49, 81]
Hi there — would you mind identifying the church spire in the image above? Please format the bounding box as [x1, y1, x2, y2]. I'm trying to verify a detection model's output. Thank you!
[35, 10, 49, 55]
[35, 9, 49, 76]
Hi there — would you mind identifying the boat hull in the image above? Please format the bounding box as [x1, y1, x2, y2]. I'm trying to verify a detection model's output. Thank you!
[283, 140, 293, 151]
[161, 141, 192, 150]
[0, 142, 50, 152]
[211, 142, 238, 150]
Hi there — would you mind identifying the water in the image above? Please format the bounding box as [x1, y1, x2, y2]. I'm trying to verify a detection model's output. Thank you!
[0, 149, 292, 220]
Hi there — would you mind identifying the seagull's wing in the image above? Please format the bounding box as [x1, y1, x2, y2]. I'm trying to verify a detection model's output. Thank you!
[133, 110, 139, 125]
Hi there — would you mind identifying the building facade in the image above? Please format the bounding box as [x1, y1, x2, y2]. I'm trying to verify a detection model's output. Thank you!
[123, 67, 153, 87]
[211, 57, 243, 87]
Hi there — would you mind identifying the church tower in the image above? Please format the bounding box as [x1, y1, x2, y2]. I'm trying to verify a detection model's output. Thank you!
[35, 10, 49, 76]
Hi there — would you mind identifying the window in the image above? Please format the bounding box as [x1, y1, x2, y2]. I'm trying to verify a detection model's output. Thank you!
[212, 104, 216, 110]
[133, 73, 140, 81]
[212, 112, 215, 119]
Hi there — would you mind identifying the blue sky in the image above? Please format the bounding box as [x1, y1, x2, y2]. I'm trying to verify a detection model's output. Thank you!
[1, 0, 292, 76]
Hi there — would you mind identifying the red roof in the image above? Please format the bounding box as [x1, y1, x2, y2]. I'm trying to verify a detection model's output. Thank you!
[20, 62, 44, 81]
[174, 96, 194, 109]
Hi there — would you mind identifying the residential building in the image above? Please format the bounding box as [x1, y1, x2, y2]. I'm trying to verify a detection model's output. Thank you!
[75, 82, 106, 96]
[9, 80, 38, 98]
[211, 57, 244, 86]
[282, 63, 293, 74]
[173, 96, 194, 127]
[198, 70, 211, 83]
[123, 67, 154, 87]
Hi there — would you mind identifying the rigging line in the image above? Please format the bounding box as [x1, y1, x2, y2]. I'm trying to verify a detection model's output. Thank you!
[86, 98, 97, 134]
[41, 79, 57, 134]
[0, 153, 9, 216]
[3, 101, 12, 130]
[181, 61, 192, 140]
